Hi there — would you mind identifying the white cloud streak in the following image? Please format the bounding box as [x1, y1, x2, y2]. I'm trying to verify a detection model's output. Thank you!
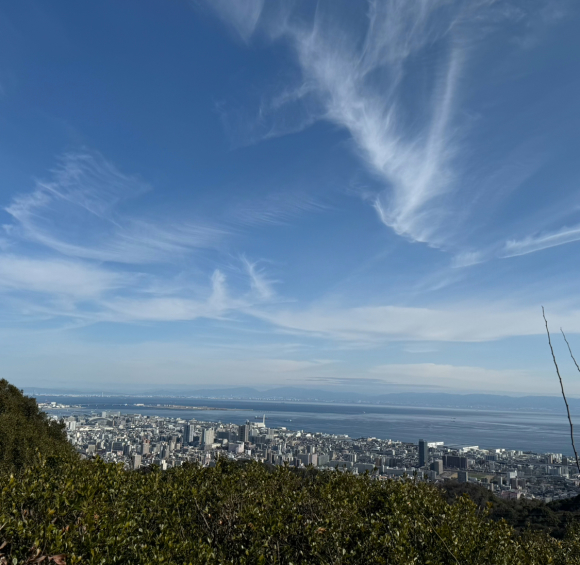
[0, 151, 282, 326]
[369, 362, 533, 392]
[242, 257, 276, 301]
[5, 152, 227, 264]
[451, 250, 487, 268]
[0, 255, 125, 298]
[204, 0, 264, 42]
[288, 1, 464, 244]
[503, 224, 580, 258]
[210, 0, 473, 245]
[210, 0, 569, 260]
[250, 303, 580, 343]
[228, 192, 329, 228]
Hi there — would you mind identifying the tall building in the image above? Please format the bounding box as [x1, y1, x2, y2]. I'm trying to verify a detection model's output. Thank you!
[202, 428, 215, 447]
[458, 470, 468, 483]
[418, 439, 429, 467]
[132, 453, 142, 470]
[142, 439, 150, 455]
[239, 423, 249, 443]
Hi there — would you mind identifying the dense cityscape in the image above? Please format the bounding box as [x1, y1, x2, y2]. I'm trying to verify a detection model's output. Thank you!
[43, 401, 580, 504]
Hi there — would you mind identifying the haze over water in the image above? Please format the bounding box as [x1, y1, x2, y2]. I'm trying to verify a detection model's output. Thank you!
[42, 396, 577, 457]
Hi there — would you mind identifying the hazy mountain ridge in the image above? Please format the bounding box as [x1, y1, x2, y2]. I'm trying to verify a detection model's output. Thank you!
[26, 385, 577, 411]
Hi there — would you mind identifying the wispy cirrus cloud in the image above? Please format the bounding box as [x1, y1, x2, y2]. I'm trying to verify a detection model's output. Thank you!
[203, 0, 264, 42]
[502, 224, 580, 258]
[100, 270, 241, 323]
[208, 0, 569, 259]
[291, 1, 464, 246]
[0, 255, 126, 298]
[242, 256, 276, 301]
[250, 302, 580, 343]
[369, 362, 533, 392]
[0, 258, 245, 325]
[207, 1, 486, 245]
[5, 152, 227, 265]
[451, 250, 488, 268]
[226, 190, 330, 228]
[0, 151, 281, 327]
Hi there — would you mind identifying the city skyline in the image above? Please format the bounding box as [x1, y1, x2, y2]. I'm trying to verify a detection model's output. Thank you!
[1, 1, 580, 394]
[50, 401, 579, 503]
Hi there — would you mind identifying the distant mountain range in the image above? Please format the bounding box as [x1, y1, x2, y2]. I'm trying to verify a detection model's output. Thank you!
[24, 385, 579, 411]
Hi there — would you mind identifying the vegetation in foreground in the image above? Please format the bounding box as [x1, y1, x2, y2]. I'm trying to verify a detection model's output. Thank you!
[0, 379, 74, 474]
[440, 481, 580, 540]
[2, 380, 580, 564]
[2, 456, 580, 565]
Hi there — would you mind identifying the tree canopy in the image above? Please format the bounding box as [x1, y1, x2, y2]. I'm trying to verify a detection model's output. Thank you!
[0, 379, 74, 473]
[2, 457, 580, 564]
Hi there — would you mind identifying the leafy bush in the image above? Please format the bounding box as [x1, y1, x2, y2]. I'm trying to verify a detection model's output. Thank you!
[0, 380, 74, 473]
[2, 457, 580, 564]
[440, 481, 580, 539]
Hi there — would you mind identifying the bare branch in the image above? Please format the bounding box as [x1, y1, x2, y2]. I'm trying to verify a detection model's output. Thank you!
[543, 307, 580, 474]
[420, 511, 460, 565]
[561, 328, 580, 374]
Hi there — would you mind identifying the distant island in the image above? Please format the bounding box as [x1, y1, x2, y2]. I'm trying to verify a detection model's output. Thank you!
[29, 387, 580, 412]
[135, 404, 252, 411]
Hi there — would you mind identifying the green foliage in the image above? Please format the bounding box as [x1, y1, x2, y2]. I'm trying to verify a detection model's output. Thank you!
[2, 457, 580, 564]
[440, 481, 580, 539]
[0, 380, 75, 473]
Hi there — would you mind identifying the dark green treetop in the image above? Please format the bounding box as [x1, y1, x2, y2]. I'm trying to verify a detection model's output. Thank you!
[0, 379, 75, 473]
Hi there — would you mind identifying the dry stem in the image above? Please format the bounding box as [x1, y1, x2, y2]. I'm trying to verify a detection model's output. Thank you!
[561, 328, 580, 374]
[543, 307, 580, 474]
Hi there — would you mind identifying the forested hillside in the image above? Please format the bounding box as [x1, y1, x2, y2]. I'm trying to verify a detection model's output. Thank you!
[0, 379, 74, 473]
[4, 456, 580, 564]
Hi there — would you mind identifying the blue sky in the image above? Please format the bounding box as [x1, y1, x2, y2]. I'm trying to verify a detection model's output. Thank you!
[1, 0, 580, 394]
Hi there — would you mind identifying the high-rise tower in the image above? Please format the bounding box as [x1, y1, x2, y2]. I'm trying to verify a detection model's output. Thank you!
[418, 439, 429, 467]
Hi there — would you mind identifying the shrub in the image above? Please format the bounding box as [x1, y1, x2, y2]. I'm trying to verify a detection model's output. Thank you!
[1, 457, 580, 564]
[0, 380, 74, 473]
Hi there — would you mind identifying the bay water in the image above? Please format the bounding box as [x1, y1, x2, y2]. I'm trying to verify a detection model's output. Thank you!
[39, 396, 579, 456]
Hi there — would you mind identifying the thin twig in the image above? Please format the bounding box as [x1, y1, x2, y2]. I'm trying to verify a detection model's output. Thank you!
[542, 307, 580, 474]
[420, 511, 460, 565]
[561, 328, 580, 374]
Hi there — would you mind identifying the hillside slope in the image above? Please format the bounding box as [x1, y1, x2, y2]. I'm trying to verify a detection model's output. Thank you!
[0, 379, 74, 472]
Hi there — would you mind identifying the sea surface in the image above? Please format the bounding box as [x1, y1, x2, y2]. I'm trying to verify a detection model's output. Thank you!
[38, 396, 579, 456]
